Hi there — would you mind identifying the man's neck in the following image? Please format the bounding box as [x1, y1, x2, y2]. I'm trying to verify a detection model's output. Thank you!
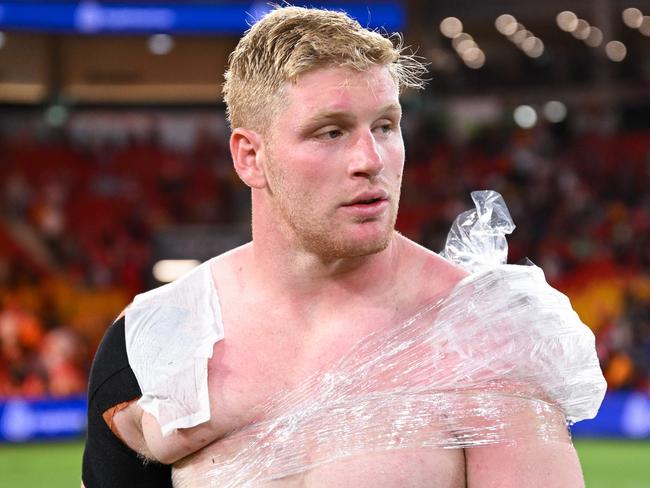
[247, 231, 402, 304]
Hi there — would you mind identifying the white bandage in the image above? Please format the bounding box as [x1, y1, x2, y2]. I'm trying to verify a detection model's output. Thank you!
[125, 259, 224, 436]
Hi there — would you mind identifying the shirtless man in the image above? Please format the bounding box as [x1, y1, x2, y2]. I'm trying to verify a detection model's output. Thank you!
[82, 6, 586, 487]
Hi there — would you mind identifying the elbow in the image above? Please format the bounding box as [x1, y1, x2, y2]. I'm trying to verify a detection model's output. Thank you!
[149, 450, 180, 466]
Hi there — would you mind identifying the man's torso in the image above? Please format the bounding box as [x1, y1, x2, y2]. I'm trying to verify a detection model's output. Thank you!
[171, 239, 468, 487]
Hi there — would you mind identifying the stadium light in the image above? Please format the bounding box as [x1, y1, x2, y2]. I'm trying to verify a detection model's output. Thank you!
[498, 20, 544, 58]
[45, 104, 69, 127]
[506, 23, 525, 39]
[556, 11, 578, 32]
[147, 33, 174, 55]
[495, 14, 517, 35]
[464, 49, 485, 69]
[605, 41, 627, 62]
[585, 27, 604, 47]
[622, 8, 643, 28]
[522, 37, 544, 58]
[153, 259, 200, 282]
[543, 101, 568, 123]
[456, 38, 476, 54]
[514, 105, 538, 129]
[640, 16, 650, 36]
[440, 17, 463, 38]
[449, 31, 486, 69]
[461, 46, 481, 63]
[557, 14, 608, 51]
[571, 19, 591, 39]
[511, 28, 531, 46]
[452, 32, 473, 50]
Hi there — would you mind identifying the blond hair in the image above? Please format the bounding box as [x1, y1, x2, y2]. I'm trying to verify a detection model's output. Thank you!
[222, 5, 427, 132]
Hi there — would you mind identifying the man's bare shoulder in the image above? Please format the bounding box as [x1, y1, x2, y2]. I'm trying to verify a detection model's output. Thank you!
[209, 242, 253, 285]
[396, 234, 468, 299]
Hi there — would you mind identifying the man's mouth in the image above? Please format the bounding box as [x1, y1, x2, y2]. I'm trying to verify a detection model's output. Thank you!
[344, 191, 389, 206]
[340, 191, 390, 218]
[352, 197, 383, 205]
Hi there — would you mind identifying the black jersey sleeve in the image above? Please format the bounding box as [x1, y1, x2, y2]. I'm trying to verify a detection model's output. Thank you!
[82, 316, 172, 488]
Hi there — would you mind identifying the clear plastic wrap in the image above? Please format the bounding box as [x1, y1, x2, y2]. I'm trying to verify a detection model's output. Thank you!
[173, 190, 606, 487]
[440, 190, 516, 273]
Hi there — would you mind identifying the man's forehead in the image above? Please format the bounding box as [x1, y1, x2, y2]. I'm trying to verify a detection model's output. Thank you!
[283, 65, 401, 114]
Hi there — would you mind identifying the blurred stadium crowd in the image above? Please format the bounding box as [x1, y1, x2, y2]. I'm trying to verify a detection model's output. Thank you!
[0, 103, 648, 399]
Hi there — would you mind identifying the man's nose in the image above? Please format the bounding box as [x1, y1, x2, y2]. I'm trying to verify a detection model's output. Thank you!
[348, 129, 384, 178]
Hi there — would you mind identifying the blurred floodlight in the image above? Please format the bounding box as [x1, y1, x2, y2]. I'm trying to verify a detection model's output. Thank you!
[495, 14, 517, 34]
[572, 19, 591, 39]
[0, 32, 5, 50]
[521, 36, 536, 51]
[605, 40, 627, 61]
[514, 105, 537, 129]
[452, 32, 473, 50]
[511, 28, 531, 45]
[622, 8, 643, 28]
[153, 259, 200, 283]
[45, 105, 68, 127]
[523, 37, 545, 58]
[465, 49, 486, 69]
[148, 33, 174, 55]
[557, 11, 578, 32]
[543, 101, 568, 123]
[501, 20, 519, 36]
[456, 38, 476, 54]
[506, 23, 525, 38]
[640, 16, 650, 36]
[461, 46, 481, 62]
[440, 17, 463, 38]
[585, 27, 604, 47]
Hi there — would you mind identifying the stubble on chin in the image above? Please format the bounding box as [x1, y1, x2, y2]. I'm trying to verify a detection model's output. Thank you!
[300, 204, 399, 261]
[265, 152, 400, 260]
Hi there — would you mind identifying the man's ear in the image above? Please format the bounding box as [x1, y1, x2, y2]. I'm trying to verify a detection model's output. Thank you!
[230, 128, 267, 189]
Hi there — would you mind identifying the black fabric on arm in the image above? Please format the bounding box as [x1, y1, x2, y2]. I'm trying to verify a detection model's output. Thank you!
[82, 316, 172, 488]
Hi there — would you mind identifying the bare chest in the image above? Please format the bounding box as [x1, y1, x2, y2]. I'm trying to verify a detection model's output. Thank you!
[173, 445, 466, 487]
[174, 303, 466, 487]
[204, 305, 396, 435]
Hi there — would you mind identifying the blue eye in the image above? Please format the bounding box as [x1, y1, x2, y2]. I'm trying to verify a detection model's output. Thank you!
[327, 129, 342, 139]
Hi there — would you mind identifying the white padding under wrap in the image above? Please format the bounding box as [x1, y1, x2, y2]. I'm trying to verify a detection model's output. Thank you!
[125, 259, 224, 436]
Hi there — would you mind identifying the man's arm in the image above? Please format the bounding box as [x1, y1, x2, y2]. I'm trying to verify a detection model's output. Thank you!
[111, 401, 222, 464]
[465, 403, 584, 487]
[106, 309, 224, 464]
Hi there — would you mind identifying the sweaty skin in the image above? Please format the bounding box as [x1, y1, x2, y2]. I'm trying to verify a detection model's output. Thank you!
[107, 66, 584, 487]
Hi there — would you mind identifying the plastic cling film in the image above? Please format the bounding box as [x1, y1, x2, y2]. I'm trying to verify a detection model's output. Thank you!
[170, 191, 606, 487]
[440, 190, 515, 273]
[173, 266, 606, 487]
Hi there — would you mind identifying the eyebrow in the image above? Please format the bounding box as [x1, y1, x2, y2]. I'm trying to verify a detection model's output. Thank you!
[300, 103, 403, 129]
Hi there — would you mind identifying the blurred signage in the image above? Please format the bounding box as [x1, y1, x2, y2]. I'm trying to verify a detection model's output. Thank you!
[571, 391, 650, 439]
[0, 396, 86, 442]
[0, 1, 404, 34]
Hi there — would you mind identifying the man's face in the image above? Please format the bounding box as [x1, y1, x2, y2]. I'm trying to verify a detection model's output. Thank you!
[263, 65, 405, 259]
